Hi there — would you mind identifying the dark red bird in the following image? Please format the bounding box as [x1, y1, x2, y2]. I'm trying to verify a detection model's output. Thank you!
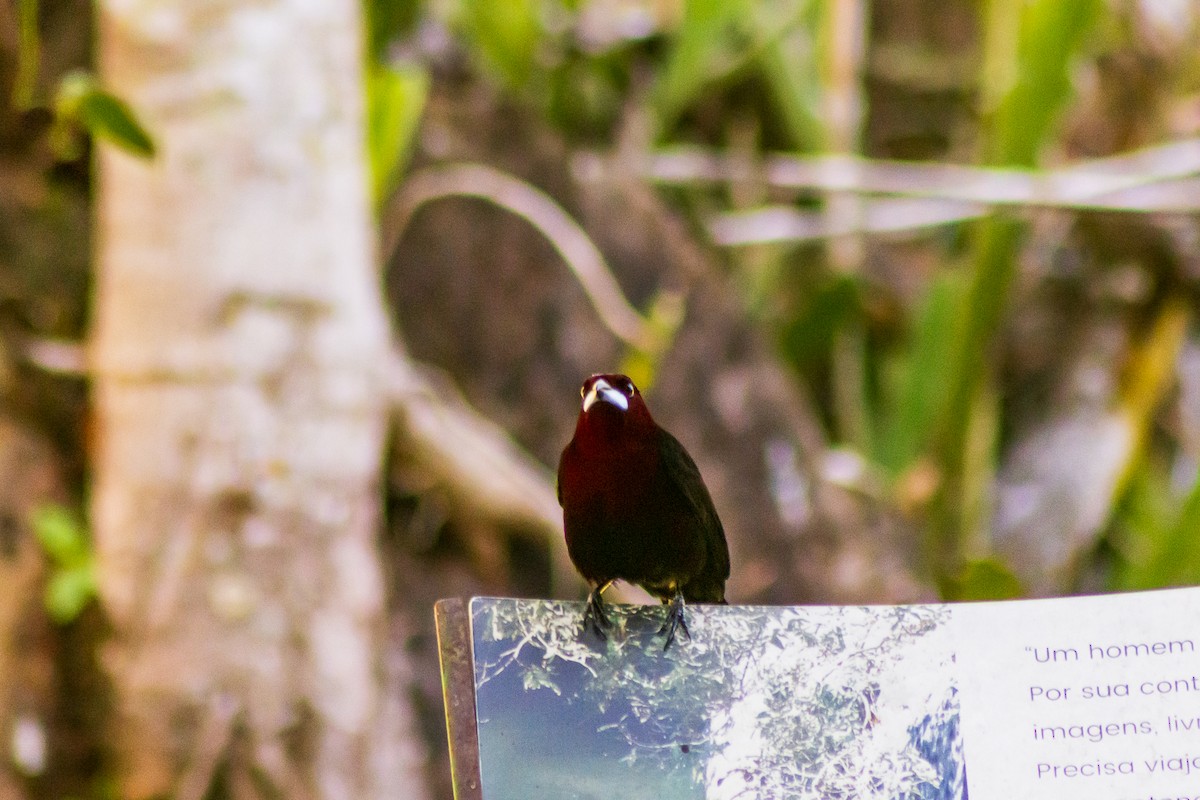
[557, 373, 729, 649]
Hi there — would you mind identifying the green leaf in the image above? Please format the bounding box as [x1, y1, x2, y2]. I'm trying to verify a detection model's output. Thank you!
[943, 558, 1024, 601]
[758, 24, 825, 151]
[1169, 472, 1200, 573]
[653, 0, 755, 132]
[928, 0, 1103, 575]
[1109, 461, 1176, 590]
[368, 62, 428, 209]
[983, 0, 1103, 166]
[781, 274, 859, 370]
[876, 271, 962, 474]
[1125, 466, 1200, 589]
[44, 565, 96, 624]
[365, 0, 420, 60]
[30, 503, 87, 566]
[460, 0, 543, 90]
[55, 71, 156, 158]
[13, 0, 40, 109]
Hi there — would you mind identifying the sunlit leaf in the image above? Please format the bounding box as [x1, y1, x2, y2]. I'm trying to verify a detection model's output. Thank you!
[759, 25, 824, 151]
[460, 0, 542, 90]
[30, 503, 87, 566]
[877, 271, 962, 474]
[928, 0, 1103, 577]
[942, 558, 1024, 601]
[368, 62, 428, 208]
[653, 0, 755, 132]
[13, 0, 39, 108]
[1121, 465, 1200, 590]
[55, 71, 156, 158]
[365, 0, 420, 60]
[44, 565, 96, 624]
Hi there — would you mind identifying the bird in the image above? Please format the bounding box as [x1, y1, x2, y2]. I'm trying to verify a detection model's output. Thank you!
[557, 373, 729, 649]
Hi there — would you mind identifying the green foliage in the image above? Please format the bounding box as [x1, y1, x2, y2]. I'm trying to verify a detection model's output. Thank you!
[1112, 464, 1200, 590]
[928, 0, 1102, 575]
[459, 0, 544, 90]
[875, 272, 963, 475]
[13, 0, 40, 109]
[368, 62, 429, 208]
[653, 0, 755, 131]
[52, 70, 156, 159]
[30, 503, 96, 624]
[654, 0, 822, 147]
[981, 0, 1104, 166]
[759, 16, 824, 150]
[941, 558, 1024, 601]
[365, 0, 420, 60]
[782, 274, 859, 371]
[1155, 470, 1200, 581]
[619, 291, 685, 392]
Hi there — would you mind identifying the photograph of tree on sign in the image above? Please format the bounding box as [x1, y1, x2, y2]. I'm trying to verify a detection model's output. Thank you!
[470, 598, 963, 800]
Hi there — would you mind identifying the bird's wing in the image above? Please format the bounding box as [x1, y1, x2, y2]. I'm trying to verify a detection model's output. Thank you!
[555, 453, 564, 507]
[658, 428, 731, 582]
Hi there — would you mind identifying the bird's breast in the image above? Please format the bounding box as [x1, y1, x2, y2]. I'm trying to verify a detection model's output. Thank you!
[561, 441, 661, 520]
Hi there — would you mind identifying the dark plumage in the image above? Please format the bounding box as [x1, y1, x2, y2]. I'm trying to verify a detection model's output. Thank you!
[557, 373, 730, 649]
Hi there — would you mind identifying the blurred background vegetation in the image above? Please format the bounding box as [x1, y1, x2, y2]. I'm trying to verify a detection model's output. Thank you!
[2, 0, 1200, 796]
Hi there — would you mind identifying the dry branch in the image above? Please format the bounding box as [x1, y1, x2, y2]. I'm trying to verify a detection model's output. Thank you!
[385, 352, 592, 597]
[643, 138, 1200, 244]
[384, 163, 662, 352]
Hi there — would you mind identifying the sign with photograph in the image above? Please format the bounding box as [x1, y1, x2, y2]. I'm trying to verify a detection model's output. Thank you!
[438, 587, 1200, 800]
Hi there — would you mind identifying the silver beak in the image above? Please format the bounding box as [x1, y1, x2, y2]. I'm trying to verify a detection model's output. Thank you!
[582, 378, 629, 412]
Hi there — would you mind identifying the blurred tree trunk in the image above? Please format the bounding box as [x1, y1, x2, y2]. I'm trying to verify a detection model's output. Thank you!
[92, 2, 427, 799]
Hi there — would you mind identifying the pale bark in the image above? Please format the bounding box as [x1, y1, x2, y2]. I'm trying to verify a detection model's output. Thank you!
[92, 2, 427, 798]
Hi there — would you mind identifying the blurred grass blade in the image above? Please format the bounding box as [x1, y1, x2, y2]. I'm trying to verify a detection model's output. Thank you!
[995, 299, 1189, 591]
[757, 2, 824, 151]
[31, 503, 87, 566]
[365, 0, 419, 60]
[1117, 298, 1191, 465]
[982, 0, 1104, 165]
[830, 320, 873, 455]
[14, 0, 40, 108]
[653, 0, 753, 133]
[1124, 466, 1200, 589]
[877, 270, 962, 474]
[55, 70, 155, 158]
[618, 290, 684, 392]
[45, 566, 97, 624]
[942, 558, 1024, 601]
[1162, 471, 1200, 581]
[460, 0, 542, 90]
[369, 62, 429, 209]
[1110, 299, 1195, 587]
[929, 0, 1102, 579]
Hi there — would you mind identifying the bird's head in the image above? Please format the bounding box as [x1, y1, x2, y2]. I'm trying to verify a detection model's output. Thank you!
[576, 373, 654, 433]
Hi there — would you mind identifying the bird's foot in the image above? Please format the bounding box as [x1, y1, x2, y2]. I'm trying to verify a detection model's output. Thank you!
[658, 592, 691, 650]
[581, 583, 614, 641]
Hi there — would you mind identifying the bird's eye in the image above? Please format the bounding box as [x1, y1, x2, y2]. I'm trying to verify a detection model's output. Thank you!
[580, 384, 586, 399]
[621, 379, 635, 396]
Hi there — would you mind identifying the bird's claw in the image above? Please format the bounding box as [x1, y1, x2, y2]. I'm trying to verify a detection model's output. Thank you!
[582, 586, 613, 641]
[658, 593, 691, 650]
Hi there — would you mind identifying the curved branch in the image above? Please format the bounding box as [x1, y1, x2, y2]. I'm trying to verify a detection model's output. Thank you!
[383, 162, 661, 352]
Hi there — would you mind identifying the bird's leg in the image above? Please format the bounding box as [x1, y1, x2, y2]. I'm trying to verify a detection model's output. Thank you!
[658, 589, 691, 650]
[581, 580, 614, 640]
